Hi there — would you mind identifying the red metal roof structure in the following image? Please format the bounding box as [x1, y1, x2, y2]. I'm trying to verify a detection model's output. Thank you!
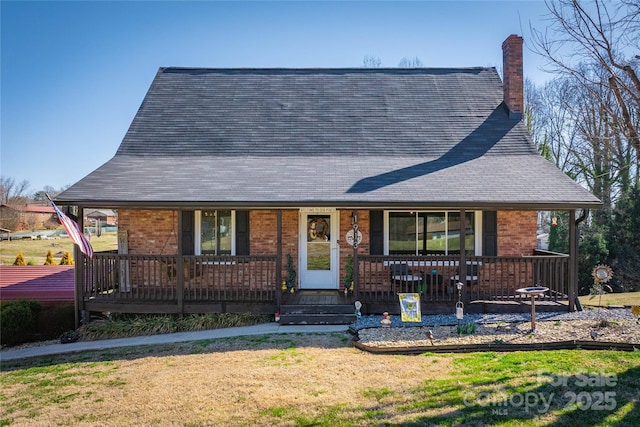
[0, 266, 74, 304]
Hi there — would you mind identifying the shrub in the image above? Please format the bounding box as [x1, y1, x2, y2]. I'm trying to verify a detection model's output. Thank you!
[59, 251, 74, 265]
[456, 321, 477, 336]
[78, 313, 271, 341]
[44, 249, 57, 265]
[36, 304, 75, 339]
[0, 300, 42, 346]
[13, 252, 26, 266]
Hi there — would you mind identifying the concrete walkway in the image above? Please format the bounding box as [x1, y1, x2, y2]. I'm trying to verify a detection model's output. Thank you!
[0, 323, 349, 362]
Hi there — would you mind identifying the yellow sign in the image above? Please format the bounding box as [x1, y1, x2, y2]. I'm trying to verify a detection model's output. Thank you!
[398, 293, 421, 322]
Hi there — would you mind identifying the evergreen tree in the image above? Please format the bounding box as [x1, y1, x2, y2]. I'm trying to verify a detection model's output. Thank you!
[578, 224, 609, 295]
[606, 184, 640, 292]
[59, 251, 74, 265]
[548, 212, 569, 254]
[44, 249, 57, 265]
[13, 252, 26, 266]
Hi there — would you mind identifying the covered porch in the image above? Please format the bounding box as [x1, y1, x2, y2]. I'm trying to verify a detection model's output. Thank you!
[77, 250, 572, 318]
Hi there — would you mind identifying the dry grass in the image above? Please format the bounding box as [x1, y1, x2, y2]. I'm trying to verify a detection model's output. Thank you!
[0, 232, 117, 265]
[579, 291, 640, 307]
[1, 333, 454, 426]
[2, 332, 639, 426]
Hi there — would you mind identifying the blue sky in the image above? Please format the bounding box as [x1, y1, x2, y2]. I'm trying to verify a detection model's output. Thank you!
[1, 1, 555, 193]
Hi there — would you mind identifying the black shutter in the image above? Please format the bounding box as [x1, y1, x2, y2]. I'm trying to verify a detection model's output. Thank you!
[483, 211, 497, 256]
[369, 210, 384, 255]
[236, 210, 250, 255]
[181, 211, 195, 256]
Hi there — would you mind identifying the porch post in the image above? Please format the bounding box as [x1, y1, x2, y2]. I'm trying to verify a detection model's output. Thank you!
[276, 210, 282, 309]
[353, 211, 359, 299]
[74, 208, 84, 327]
[459, 209, 467, 301]
[177, 211, 184, 315]
[568, 209, 577, 312]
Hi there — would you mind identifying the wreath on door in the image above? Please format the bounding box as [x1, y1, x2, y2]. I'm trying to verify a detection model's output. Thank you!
[308, 217, 329, 241]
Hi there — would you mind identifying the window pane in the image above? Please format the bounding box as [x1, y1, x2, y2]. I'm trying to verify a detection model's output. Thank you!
[201, 210, 217, 254]
[424, 213, 446, 254]
[447, 212, 475, 255]
[389, 212, 416, 254]
[218, 210, 232, 255]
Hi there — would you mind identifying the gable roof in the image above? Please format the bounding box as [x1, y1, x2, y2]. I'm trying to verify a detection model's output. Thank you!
[57, 67, 601, 210]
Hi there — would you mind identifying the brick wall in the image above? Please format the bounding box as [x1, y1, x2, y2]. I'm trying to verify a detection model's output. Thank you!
[249, 210, 298, 287]
[118, 209, 178, 255]
[118, 208, 538, 286]
[249, 209, 372, 290]
[339, 209, 369, 291]
[497, 210, 537, 257]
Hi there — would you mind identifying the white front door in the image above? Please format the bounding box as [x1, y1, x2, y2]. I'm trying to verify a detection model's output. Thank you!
[299, 209, 339, 289]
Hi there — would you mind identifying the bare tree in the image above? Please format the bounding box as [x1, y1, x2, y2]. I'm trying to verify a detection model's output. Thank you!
[398, 56, 423, 68]
[362, 55, 382, 68]
[33, 186, 60, 201]
[0, 176, 31, 205]
[532, 0, 640, 163]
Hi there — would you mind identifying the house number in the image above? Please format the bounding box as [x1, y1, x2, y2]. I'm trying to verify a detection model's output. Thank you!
[346, 229, 362, 247]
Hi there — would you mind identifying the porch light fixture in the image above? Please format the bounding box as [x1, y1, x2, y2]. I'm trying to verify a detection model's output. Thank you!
[551, 213, 558, 227]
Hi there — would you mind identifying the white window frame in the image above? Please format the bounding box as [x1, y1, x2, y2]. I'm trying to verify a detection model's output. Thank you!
[383, 210, 482, 256]
[194, 210, 236, 255]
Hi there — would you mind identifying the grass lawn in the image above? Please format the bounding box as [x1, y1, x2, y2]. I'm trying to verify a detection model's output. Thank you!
[0, 231, 117, 265]
[1, 333, 639, 426]
[579, 292, 640, 307]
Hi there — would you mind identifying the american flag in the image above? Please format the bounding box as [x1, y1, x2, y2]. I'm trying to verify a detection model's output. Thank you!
[47, 195, 93, 258]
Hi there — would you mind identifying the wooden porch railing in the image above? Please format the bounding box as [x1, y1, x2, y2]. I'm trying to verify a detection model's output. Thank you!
[81, 254, 279, 304]
[356, 254, 569, 304]
[79, 252, 569, 313]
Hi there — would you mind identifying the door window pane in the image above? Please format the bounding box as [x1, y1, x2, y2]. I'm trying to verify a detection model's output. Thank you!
[307, 215, 331, 270]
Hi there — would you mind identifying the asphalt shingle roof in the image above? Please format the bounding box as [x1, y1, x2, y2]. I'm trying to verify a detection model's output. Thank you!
[57, 67, 601, 209]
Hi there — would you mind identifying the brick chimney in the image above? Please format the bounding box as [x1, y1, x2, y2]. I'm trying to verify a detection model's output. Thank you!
[502, 34, 523, 120]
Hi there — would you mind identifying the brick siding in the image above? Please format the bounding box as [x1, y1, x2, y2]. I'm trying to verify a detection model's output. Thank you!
[119, 208, 538, 287]
[497, 210, 537, 256]
[118, 209, 178, 255]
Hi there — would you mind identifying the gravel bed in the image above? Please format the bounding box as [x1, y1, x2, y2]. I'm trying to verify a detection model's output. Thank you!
[351, 308, 640, 349]
[350, 307, 637, 331]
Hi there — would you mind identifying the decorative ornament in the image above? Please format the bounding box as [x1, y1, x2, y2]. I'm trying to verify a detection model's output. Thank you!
[354, 301, 362, 318]
[592, 264, 613, 283]
[308, 217, 329, 241]
[380, 312, 392, 328]
[281, 281, 287, 292]
[284, 254, 297, 292]
[631, 306, 640, 324]
[551, 214, 558, 227]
